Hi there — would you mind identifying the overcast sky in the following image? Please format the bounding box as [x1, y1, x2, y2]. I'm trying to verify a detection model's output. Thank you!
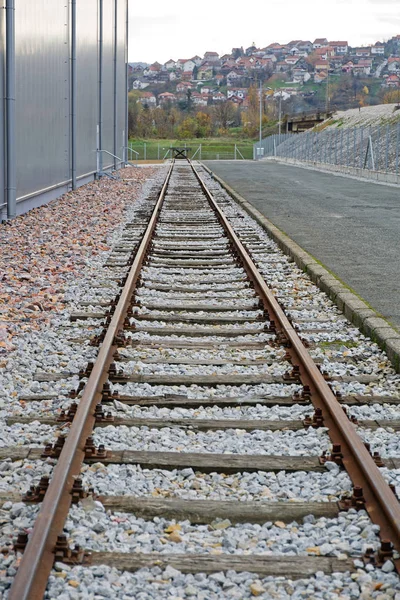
[128, 0, 400, 64]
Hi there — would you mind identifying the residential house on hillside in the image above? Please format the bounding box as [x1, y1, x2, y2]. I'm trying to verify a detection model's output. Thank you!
[315, 60, 329, 71]
[313, 38, 328, 48]
[191, 55, 202, 66]
[183, 60, 196, 72]
[204, 51, 220, 62]
[371, 42, 385, 55]
[245, 45, 258, 55]
[191, 91, 208, 106]
[176, 81, 194, 93]
[314, 70, 327, 83]
[292, 68, 311, 83]
[265, 43, 284, 54]
[329, 41, 348, 54]
[175, 59, 190, 71]
[388, 58, 400, 72]
[285, 56, 300, 65]
[138, 92, 156, 106]
[132, 79, 149, 90]
[181, 71, 194, 81]
[353, 59, 373, 75]
[215, 74, 225, 86]
[314, 47, 335, 60]
[276, 61, 290, 72]
[143, 63, 162, 77]
[386, 74, 400, 87]
[227, 88, 248, 100]
[297, 41, 313, 52]
[342, 61, 354, 73]
[212, 91, 226, 102]
[164, 59, 176, 70]
[198, 63, 214, 79]
[158, 92, 177, 104]
[354, 47, 371, 57]
[227, 70, 242, 86]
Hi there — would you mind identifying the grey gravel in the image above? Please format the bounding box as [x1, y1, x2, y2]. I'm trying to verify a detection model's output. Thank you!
[92, 425, 330, 455]
[81, 461, 352, 502]
[41, 563, 400, 600]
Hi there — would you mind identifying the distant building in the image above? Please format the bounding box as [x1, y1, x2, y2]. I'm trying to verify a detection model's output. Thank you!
[329, 41, 349, 55]
[158, 92, 177, 105]
[371, 42, 385, 55]
[138, 92, 156, 106]
[203, 51, 220, 62]
[313, 38, 328, 49]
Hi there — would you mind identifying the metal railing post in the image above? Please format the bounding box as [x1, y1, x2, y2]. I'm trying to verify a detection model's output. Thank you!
[376, 125, 381, 172]
[360, 127, 364, 169]
[385, 124, 389, 173]
[124, 0, 129, 164]
[98, 0, 104, 175]
[113, 0, 118, 170]
[71, 0, 77, 189]
[144, 143, 146, 161]
[5, 0, 16, 219]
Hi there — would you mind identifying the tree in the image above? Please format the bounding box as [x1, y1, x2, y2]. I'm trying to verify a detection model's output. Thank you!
[382, 89, 400, 105]
[176, 117, 197, 139]
[212, 101, 236, 130]
[195, 112, 212, 137]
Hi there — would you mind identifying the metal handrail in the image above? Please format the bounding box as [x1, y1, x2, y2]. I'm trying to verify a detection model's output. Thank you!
[97, 148, 128, 166]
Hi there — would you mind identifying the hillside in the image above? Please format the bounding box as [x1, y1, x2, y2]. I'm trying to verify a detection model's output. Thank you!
[326, 103, 400, 129]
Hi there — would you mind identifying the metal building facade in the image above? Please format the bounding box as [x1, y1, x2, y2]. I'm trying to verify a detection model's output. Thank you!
[0, 0, 128, 220]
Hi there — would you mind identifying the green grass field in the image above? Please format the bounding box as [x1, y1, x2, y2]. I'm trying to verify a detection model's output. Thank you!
[128, 138, 254, 160]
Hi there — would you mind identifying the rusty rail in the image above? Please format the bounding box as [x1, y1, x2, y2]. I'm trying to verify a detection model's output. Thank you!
[8, 162, 174, 600]
[191, 161, 400, 560]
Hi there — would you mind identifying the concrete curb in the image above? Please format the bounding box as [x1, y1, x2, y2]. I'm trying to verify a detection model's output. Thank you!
[201, 162, 400, 372]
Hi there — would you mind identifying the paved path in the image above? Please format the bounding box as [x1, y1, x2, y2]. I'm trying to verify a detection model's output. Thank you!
[203, 161, 400, 331]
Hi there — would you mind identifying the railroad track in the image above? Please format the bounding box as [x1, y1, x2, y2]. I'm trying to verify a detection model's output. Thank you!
[3, 160, 400, 598]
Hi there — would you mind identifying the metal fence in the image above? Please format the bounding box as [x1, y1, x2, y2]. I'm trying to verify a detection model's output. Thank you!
[255, 123, 400, 175]
[128, 143, 252, 161]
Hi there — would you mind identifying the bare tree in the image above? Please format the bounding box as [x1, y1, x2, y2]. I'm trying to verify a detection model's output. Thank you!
[212, 101, 236, 130]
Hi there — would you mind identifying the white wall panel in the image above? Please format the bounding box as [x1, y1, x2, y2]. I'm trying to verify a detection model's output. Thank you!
[76, 0, 99, 177]
[15, 0, 70, 200]
[102, 0, 115, 168]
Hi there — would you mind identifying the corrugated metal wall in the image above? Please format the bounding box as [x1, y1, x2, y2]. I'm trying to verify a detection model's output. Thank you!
[1, 0, 128, 219]
[76, 0, 99, 178]
[16, 1, 70, 201]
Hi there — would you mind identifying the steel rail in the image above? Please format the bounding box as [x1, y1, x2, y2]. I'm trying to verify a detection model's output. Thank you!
[9, 162, 175, 600]
[191, 161, 400, 560]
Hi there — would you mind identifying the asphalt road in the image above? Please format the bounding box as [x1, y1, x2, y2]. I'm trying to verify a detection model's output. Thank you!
[203, 161, 400, 331]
